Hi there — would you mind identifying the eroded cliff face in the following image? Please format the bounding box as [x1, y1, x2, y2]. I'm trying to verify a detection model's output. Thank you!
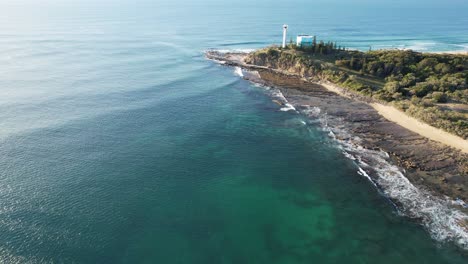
[245, 48, 332, 80]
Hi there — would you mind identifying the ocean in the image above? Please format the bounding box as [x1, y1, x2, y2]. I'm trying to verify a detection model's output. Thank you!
[0, 0, 467, 263]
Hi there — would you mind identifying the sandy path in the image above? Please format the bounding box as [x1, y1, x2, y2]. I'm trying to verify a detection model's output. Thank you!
[318, 82, 468, 153]
[370, 103, 468, 153]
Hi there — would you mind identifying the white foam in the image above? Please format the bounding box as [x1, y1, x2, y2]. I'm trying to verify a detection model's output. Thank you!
[300, 105, 321, 118]
[234, 67, 244, 77]
[371, 42, 440, 52]
[213, 48, 256, 54]
[280, 103, 296, 112]
[206, 56, 226, 65]
[451, 43, 468, 49]
[336, 135, 468, 249]
[299, 103, 468, 249]
[268, 89, 298, 112]
[404, 42, 437, 51]
[270, 89, 287, 101]
[357, 166, 378, 188]
[228, 65, 298, 113]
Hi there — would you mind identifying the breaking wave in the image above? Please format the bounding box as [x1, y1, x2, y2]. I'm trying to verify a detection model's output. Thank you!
[231, 67, 297, 113]
[341, 139, 468, 249]
[304, 105, 468, 250]
[207, 48, 255, 54]
[270, 89, 297, 112]
[234, 67, 244, 77]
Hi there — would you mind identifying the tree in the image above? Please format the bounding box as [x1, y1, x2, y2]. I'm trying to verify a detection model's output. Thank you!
[417, 58, 438, 70]
[326, 41, 332, 54]
[384, 81, 401, 93]
[434, 63, 451, 74]
[431, 92, 448, 103]
[413, 82, 434, 97]
[350, 56, 356, 69]
[316, 40, 324, 54]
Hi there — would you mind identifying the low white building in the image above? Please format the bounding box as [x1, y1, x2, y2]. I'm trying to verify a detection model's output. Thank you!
[296, 35, 314, 47]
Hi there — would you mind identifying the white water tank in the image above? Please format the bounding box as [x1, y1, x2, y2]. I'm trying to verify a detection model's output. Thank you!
[296, 35, 314, 47]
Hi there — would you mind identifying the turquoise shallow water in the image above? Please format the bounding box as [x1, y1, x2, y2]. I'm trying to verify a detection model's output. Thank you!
[0, 0, 467, 263]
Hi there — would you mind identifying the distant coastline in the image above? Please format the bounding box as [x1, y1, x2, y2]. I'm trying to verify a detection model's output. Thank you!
[430, 50, 468, 55]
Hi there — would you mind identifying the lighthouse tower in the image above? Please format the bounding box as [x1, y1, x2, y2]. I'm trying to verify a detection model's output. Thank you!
[282, 24, 288, 48]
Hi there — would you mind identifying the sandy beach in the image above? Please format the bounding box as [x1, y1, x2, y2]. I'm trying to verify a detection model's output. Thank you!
[430, 50, 468, 55]
[371, 103, 468, 153]
[317, 82, 468, 154]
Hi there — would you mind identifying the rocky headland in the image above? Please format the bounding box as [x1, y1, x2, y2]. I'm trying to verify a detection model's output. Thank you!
[206, 50, 468, 205]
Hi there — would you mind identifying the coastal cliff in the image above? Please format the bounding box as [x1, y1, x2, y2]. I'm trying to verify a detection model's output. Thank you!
[244, 48, 329, 80]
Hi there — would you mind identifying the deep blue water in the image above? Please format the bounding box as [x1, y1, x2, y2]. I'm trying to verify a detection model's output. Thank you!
[0, 0, 467, 263]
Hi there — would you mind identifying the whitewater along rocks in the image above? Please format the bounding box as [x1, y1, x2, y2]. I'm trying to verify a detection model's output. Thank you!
[206, 51, 468, 206]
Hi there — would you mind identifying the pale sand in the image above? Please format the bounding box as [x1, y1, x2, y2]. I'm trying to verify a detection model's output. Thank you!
[319, 82, 352, 99]
[370, 104, 468, 153]
[318, 82, 468, 153]
[429, 50, 468, 55]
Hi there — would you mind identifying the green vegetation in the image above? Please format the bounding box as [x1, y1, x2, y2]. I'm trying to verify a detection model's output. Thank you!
[245, 42, 468, 138]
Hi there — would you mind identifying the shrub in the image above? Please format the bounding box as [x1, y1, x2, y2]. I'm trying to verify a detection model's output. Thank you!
[384, 81, 401, 93]
[431, 92, 448, 103]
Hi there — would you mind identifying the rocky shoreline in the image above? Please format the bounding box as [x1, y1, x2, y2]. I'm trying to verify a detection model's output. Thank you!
[206, 51, 468, 206]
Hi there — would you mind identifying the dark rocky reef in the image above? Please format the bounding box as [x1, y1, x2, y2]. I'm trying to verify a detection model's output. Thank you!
[257, 70, 468, 202]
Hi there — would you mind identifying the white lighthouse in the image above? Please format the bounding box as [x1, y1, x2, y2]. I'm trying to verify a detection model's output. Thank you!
[282, 24, 288, 48]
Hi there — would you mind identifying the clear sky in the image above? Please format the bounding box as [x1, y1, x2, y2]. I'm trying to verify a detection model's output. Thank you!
[1, 0, 467, 21]
[2, 0, 468, 7]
